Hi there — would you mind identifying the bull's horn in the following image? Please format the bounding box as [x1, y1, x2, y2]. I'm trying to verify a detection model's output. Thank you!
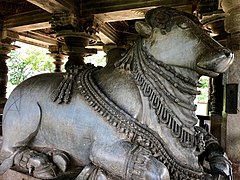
[135, 21, 152, 38]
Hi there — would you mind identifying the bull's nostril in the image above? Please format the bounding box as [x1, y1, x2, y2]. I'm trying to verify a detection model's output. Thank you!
[223, 49, 231, 58]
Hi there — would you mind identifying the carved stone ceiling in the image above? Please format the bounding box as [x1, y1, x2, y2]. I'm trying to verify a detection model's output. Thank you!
[0, 0, 226, 48]
[0, 0, 37, 17]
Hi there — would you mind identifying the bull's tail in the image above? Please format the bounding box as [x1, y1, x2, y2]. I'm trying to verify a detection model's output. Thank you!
[14, 102, 42, 147]
[0, 148, 23, 174]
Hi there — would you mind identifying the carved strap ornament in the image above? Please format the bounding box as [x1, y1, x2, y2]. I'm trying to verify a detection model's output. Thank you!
[51, 65, 84, 104]
[73, 66, 204, 179]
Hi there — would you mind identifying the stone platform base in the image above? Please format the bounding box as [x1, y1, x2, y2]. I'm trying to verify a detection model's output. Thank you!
[1, 169, 40, 180]
[232, 161, 240, 179]
[0, 168, 80, 180]
[0, 167, 82, 180]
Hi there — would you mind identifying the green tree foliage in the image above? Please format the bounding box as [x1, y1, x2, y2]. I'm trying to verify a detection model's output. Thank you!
[84, 51, 106, 67]
[7, 43, 54, 85]
[197, 76, 209, 103]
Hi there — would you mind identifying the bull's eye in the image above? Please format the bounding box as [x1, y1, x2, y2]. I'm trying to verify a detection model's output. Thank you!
[178, 22, 189, 29]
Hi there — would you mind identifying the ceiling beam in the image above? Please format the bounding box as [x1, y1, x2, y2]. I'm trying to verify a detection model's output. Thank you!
[97, 23, 120, 44]
[3, 9, 120, 45]
[2, 6, 189, 34]
[27, 0, 193, 17]
[6, 0, 194, 46]
[4, 9, 51, 32]
[17, 31, 57, 48]
[82, 0, 193, 15]
[17, 35, 51, 48]
[26, 0, 77, 13]
[20, 31, 57, 45]
[95, 9, 145, 23]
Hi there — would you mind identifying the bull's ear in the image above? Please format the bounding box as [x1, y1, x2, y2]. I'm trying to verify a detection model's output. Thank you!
[135, 21, 152, 38]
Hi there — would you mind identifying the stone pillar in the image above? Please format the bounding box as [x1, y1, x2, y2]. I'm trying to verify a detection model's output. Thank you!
[50, 13, 98, 71]
[209, 74, 224, 141]
[202, 14, 226, 142]
[48, 44, 65, 72]
[221, 0, 240, 178]
[0, 30, 19, 135]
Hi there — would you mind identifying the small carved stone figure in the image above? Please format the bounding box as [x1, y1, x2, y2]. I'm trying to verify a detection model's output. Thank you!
[0, 7, 234, 180]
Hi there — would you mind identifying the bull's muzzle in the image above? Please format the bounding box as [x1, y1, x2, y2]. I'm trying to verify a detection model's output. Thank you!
[197, 48, 234, 77]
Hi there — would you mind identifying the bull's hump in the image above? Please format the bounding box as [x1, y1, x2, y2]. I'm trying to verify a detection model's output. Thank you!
[93, 68, 142, 119]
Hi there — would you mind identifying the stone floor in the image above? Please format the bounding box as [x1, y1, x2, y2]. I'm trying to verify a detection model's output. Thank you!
[1, 170, 40, 180]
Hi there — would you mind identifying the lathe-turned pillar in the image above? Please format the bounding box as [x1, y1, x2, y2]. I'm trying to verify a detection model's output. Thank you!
[221, 0, 240, 178]
[48, 44, 65, 72]
[50, 13, 98, 71]
[209, 74, 224, 141]
[201, 13, 227, 143]
[0, 29, 19, 135]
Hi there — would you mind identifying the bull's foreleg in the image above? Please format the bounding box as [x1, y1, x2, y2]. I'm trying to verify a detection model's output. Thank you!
[195, 126, 233, 179]
[205, 137, 233, 179]
[87, 141, 170, 180]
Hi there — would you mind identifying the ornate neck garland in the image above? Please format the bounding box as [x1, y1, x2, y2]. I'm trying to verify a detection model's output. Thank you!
[74, 66, 204, 179]
[115, 39, 201, 148]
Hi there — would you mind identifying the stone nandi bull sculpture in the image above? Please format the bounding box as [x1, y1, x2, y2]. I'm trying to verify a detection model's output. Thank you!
[0, 7, 234, 180]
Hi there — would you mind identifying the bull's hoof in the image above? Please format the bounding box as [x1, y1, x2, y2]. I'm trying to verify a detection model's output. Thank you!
[32, 162, 57, 179]
[51, 150, 70, 172]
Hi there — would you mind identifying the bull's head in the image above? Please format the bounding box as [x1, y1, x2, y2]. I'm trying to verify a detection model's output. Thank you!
[135, 7, 234, 77]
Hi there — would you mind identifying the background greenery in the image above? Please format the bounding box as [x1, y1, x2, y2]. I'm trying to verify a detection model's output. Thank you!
[197, 76, 209, 103]
[7, 43, 55, 85]
[84, 51, 106, 67]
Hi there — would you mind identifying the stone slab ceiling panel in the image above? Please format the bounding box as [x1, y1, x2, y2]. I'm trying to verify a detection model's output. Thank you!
[0, 0, 38, 17]
[0, 0, 227, 48]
